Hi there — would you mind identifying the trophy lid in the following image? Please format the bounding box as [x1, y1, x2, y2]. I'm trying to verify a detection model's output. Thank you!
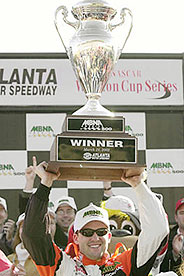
[72, 0, 117, 21]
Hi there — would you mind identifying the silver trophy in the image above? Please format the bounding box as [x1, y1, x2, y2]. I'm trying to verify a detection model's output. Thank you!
[47, 0, 142, 181]
[55, 0, 133, 116]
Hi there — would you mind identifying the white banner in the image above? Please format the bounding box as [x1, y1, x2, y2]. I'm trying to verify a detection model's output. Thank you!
[0, 58, 183, 106]
[26, 113, 66, 151]
[146, 149, 184, 187]
[0, 151, 27, 189]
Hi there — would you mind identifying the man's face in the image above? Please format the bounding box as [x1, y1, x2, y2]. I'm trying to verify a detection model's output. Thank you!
[56, 204, 75, 232]
[73, 220, 111, 260]
[0, 205, 7, 226]
[175, 204, 184, 230]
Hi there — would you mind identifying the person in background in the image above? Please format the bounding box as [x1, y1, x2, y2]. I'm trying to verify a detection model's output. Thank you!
[22, 156, 169, 276]
[0, 197, 15, 255]
[7, 213, 40, 276]
[54, 195, 77, 249]
[0, 249, 26, 276]
[160, 198, 184, 274]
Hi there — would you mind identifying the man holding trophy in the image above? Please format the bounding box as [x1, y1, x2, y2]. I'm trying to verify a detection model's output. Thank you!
[22, 156, 169, 276]
[22, 1, 169, 275]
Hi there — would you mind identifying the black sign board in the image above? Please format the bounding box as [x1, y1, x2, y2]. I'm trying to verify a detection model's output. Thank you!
[57, 136, 137, 164]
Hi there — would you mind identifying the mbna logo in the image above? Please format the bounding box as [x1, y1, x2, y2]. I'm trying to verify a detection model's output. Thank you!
[80, 120, 112, 131]
[149, 162, 173, 174]
[30, 126, 55, 137]
[0, 164, 15, 176]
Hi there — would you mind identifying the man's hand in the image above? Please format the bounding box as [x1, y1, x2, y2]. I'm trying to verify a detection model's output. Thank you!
[32, 156, 60, 187]
[24, 165, 36, 191]
[3, 219, 15, 241]
[121, 167, 146, 188]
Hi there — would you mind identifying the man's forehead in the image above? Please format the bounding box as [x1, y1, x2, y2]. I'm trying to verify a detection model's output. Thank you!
[57, 204, 73, 210]
[82, 220, 108, 229]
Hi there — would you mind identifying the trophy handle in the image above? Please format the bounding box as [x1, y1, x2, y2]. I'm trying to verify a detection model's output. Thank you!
[54, 6, 79, 51]
[109, 8, 133, 50]
[55, 5, 79, 30]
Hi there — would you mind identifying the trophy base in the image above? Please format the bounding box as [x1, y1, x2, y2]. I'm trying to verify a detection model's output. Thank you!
[46, 162, 146, 181]
[47, 115, 146, 181]
[73, 99, 114, 117]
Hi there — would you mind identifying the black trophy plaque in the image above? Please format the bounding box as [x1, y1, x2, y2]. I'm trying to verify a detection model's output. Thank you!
[46, 115, 146, 181]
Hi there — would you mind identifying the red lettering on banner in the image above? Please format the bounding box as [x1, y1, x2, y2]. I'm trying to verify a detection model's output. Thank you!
[145, 80, 178, 93]
[111, 70, 142, 78]
[76, 79, 178, 94]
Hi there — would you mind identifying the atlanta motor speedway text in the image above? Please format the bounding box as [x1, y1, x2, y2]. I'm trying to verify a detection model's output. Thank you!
[0, 85, 57, 95]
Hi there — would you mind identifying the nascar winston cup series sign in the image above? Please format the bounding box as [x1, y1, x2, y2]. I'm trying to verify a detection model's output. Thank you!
[0, 58, 183, 106]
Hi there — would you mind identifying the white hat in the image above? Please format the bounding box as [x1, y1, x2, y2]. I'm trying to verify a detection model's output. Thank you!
[16, 213, 25, 226]
[105, 195, 136, 213]
[74, 203, 109, 232]
[0, 197, 7, 212]
[54, 196, 77, 212]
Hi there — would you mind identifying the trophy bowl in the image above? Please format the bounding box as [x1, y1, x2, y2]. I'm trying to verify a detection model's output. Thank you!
[55, 0, 133, 116]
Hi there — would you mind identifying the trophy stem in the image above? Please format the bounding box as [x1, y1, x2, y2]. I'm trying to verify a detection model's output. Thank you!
[72, 98, 114, 117]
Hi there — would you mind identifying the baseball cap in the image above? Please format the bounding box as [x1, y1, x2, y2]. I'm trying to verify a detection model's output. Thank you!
[16, 213, 25, 226]
[0, 197, 7, 212]
[175, 198, 184, 213]
[104, 195, 136, 213]
[74, 203, 109, 232]
[54, 196, 77, 212]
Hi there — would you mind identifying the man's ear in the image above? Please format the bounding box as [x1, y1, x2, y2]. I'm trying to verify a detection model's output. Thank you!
[73, 232, 79, 245]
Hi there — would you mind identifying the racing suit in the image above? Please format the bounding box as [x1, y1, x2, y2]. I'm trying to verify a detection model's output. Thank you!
[22, 182, 169, 276]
